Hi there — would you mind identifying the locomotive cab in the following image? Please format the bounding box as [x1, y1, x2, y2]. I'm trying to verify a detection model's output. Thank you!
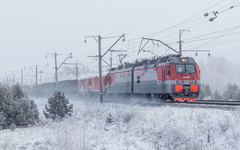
[169, 57, 200, 101]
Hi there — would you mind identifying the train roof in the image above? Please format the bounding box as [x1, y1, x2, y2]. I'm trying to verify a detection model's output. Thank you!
[110, 54, 197, 72]
[78, 55, 197, 78]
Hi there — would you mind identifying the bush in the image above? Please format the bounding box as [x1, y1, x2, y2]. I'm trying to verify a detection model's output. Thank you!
[44, 91, 73, 121]
[0, 84, 39, 129]
[106, 114, 113, 124]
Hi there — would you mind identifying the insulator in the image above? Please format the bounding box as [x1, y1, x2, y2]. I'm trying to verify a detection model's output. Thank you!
[209, 17, 215, 22]
[204, 12, 209, 17]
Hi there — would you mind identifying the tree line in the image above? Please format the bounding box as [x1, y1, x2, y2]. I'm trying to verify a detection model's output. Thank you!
[198, 83, 240, 100]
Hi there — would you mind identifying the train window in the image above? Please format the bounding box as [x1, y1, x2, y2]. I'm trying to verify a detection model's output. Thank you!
[166, 67, 170, 75]
[137, 76, 140, 83]
[176, 64, 196, 73]
[176, 65, 185, 73]
[186, 65, 196, 73]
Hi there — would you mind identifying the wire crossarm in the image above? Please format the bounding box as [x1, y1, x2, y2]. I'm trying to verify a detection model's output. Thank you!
[57, 53, 73, 70]
[138, 37, 179, 55]
[84, 34, 125, 103]
[102, 34, 125, 58]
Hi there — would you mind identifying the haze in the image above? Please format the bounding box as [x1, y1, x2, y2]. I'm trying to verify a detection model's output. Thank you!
[0, 0, 239, 85]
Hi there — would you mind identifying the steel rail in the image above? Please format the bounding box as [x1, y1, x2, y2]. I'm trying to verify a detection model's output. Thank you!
[158, 99, 240, 106]
[186, 100, 240, 106]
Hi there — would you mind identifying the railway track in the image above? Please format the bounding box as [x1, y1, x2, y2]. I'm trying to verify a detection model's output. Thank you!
[184, 99, 240, 106]
[135, 99, 240, 110]
[75, 95, 240, 109]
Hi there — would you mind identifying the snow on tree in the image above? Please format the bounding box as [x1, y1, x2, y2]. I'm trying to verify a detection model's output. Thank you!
[198, 84, 212, 100]
[0, 111, 5, 130]
[223, 83, 240, 100]
[11, 84, 25, 100]
[0, 84, 39, 130]
[44, 91, 73, 121]
[212, 90, 223, 100]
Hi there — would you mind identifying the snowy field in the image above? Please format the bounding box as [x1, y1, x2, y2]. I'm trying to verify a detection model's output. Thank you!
[0, 96, 240, 150]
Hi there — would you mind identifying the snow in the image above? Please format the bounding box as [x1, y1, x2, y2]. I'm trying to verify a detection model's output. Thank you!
[0, 97, 240, 150]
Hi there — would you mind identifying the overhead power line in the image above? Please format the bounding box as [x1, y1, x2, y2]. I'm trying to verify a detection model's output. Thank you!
[184, 31, 240, 43]
[183, 25, 240, 41]
[191, 26, 240, 49]
[106, 0, 183, 35]
[98, 0, 238, 65]
[204, 0, 240, 22]
[146, 0, 227, 37]
[120, 0, 228, 47]
[196, 37, 240, 48]
[216, 0, 240, 12]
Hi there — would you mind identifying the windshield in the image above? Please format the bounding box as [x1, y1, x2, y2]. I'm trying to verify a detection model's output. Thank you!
[176, 65, 185, 73]
[186, 65, 196, 73]
[176, 64, 196, 73]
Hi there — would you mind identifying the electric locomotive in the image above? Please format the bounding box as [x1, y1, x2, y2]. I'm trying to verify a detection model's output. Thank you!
[78, 54, 200, 101]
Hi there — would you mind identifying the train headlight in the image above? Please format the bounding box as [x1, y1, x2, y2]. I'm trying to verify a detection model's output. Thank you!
[190, 85, 198, 92]
[181, 58, 188, 62]
[175, 85, 183, 92]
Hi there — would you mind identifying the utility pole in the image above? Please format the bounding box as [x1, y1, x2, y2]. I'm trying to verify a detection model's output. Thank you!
[179, 29, 190, 56]
[39, 64, 49, 84]
[76, 65, 79, 80]
[85, 34, 125, 103]
[98, 36, 103, 103]
[54, 53, 58, 88]
[46, 52, 72, 90]
[179, 31, 211, 56]
[139, 34, 210, 57]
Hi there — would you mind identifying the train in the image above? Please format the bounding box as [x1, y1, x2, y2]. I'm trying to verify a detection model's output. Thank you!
[24, 54, 200, 101]
[78, 54, 200, 101]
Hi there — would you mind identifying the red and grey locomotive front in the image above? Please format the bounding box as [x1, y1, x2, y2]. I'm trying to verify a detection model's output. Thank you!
[162, 56, 200, 101]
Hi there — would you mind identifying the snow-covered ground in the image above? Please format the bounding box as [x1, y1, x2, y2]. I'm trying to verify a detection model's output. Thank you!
[0, 97, 240, 150]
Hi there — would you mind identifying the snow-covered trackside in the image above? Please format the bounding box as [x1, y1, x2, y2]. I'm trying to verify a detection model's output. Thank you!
[0, 97, 240, 150]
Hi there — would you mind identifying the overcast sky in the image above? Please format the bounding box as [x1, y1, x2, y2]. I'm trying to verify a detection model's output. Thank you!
[0, 0, 240, 83]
